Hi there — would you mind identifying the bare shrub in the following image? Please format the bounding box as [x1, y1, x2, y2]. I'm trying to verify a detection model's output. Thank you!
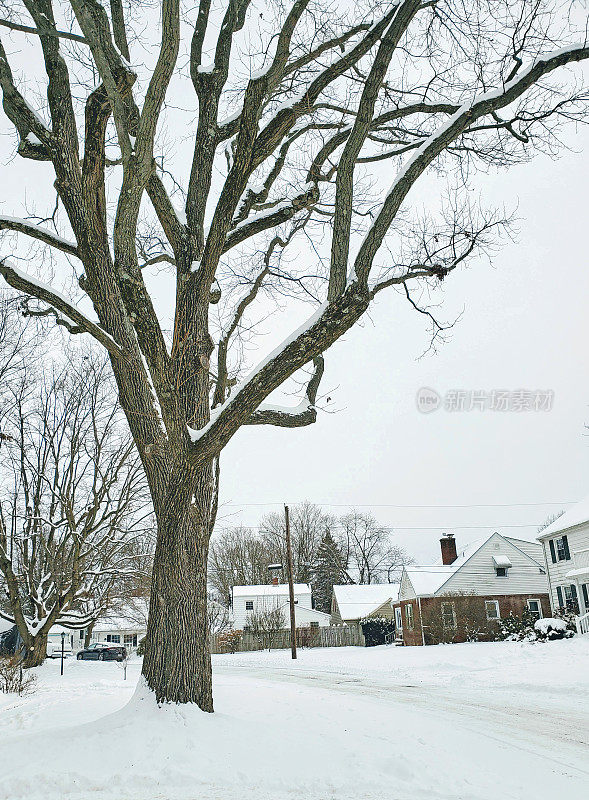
[0, 656, 36, 695]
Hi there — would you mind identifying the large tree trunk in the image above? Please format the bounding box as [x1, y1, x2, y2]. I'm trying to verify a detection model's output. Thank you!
[141, 461, 213, 710]
[22, 632, 48, 669]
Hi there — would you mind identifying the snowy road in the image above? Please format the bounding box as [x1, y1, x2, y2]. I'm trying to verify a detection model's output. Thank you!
[216, 658, 589, 780]
[0, 639, 588, 800]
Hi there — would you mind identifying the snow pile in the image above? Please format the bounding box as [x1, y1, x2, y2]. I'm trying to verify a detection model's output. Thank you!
[534, 617, 572, 640]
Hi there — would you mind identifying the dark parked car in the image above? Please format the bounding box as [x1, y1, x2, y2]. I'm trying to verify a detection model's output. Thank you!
[76, 642, 127, 662]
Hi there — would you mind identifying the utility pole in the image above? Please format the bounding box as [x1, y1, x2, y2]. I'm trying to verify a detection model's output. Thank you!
[284, 505, 297, 659]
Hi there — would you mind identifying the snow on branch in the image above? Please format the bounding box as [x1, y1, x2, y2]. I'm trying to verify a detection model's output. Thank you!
[244, 355, 324, 427]
[0, 216, 79, 257]
[0, 259, 124, 358]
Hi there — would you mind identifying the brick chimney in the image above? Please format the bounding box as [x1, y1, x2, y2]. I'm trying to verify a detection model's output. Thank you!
[440, 533, 457, 565]
[271, 575, 279, 586]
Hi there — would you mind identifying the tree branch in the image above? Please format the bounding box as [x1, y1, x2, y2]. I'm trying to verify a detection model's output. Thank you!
[0, 216, 79, 257]
[0, 259, 124, 358]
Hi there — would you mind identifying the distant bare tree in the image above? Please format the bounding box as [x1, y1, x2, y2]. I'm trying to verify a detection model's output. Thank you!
[0, 293, 37, 440]
[537, 510, 565, 533]
[0, 0, 588, 706]
[209, 525, 270, 604]
[0, 355, 150, 667]
[245, 605, 286, 650]
[260, 502, 336, 583]
[340, 511, 412, 583]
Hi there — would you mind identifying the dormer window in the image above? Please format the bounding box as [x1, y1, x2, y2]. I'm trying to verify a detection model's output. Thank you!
[493, 554, 512, 577]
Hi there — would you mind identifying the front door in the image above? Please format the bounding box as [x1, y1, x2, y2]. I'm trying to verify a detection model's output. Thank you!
[395, 607, 403, 637]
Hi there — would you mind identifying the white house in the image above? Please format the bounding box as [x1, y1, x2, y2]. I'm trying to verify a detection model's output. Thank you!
[89, 599, 149, 650]
[231, 583, 331, 630]
[537, 497, 589, 632]
[331, 584, 399, 624]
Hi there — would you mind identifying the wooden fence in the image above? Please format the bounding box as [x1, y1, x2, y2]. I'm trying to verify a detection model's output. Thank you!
[210, 623, 365, 654]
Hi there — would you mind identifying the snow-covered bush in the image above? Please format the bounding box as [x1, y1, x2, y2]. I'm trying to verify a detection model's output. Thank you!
[498, 610, 575, 642]
[0, 656, 36, 695]
[533, 618, 574, 641]
[497, 609, 539, 641]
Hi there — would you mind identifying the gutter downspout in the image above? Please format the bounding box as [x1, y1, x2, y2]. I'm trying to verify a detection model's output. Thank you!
[417, 597, 426, 646]
[541, 540, 555, 614]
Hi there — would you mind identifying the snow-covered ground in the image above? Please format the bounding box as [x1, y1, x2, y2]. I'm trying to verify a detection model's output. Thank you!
[1, 638, 588, 800]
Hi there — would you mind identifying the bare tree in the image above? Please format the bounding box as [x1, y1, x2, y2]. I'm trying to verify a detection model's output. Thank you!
[260, 502, 336, 583]
[0, 292, 37, 440]
[340, 510, 412, 583]
[245, 605, 286, 650]
[209, 525, 270, 604]
[0, 355, 150, 667]
[0, 1, 587, 706]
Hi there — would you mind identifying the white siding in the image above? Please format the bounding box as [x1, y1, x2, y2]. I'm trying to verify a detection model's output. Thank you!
[540, 523, 589, 612]
[232, 589, 312, 629]
[398, 571, 417, 601]
[437, 534, 548, 597]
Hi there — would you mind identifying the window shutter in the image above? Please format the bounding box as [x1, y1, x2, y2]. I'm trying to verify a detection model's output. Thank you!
[582, 584, 589, 609]
[570, 584, 578, 601]
[562, 535, 571, 560]
[556, 586, 563, 608]
[549, 540, 557, 563]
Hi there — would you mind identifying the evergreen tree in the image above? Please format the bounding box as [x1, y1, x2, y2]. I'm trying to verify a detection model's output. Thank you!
[312, 531, 346, 614]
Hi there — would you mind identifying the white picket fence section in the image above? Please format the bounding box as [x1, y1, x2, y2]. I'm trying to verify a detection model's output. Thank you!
[575, 611, 589, 635]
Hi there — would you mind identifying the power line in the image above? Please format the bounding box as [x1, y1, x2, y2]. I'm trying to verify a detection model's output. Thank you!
[220, 500, 576, 509]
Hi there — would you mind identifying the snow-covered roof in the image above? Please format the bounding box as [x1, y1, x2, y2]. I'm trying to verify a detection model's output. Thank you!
[492, 554, 513, 568]
[232, 583, 311, 598]
[403, 566, 458, 596]
[404, 532, 544, 597]
[332, 584, 398, 620]
[93, 599, 149, 633]
[537, 496, 589, 539]
[0, 616, 14, 634]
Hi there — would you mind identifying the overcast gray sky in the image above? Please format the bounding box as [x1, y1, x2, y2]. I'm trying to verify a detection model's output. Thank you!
[1, 12, 588, 567]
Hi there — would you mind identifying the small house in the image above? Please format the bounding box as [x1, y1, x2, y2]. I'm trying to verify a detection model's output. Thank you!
[331, 583, 399, 625]
[393, 532, 550, 646]
[231, 582, 331, 630]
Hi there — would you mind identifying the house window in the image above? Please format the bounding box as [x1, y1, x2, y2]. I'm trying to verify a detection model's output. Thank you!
[549, 535, 571, 563]
[79, 629, 84, 640]
[405, 603, 414, 630]
[106, 634, 120, 643]
[495, 567, 507, 577]
[526, 599, 541, 620]
[245, 600, 254, 611]
[124, 634, 137, 647]
[441, 602, 457, 630]
[309, 621, 319, 629]
[556, 584, 578, 611]
[485, 600, 500, 621]
[243, 625, 251, 632]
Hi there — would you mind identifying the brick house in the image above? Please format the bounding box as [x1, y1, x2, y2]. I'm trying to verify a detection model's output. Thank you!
[393, 532, 550, 646]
